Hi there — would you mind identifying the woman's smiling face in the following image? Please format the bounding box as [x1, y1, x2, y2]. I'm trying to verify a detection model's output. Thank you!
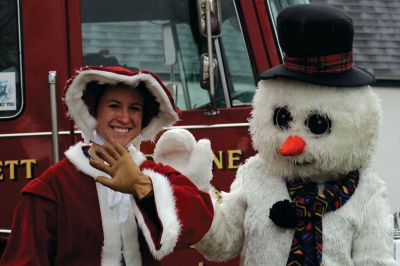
[96, 86, 143, 146]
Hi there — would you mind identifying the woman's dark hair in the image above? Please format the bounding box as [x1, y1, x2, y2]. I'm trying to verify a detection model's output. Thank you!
[84, 81, 109, 116]
[83, 81, 160, 129]
[138, 81, 160, 128]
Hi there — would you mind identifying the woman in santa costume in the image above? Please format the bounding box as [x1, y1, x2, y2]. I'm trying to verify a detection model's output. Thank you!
[0, 66, 214, 266]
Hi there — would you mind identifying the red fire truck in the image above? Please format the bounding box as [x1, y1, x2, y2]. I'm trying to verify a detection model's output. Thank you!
[0, 0, 307, 264]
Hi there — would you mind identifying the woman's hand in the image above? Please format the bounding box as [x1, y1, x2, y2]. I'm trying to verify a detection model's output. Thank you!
[89, 143, 153, 199]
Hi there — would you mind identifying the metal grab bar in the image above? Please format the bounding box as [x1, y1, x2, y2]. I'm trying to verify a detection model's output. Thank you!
[394, 212, 400, 261]
[48, 71, 59, 164]
[206, 0, 217, 115]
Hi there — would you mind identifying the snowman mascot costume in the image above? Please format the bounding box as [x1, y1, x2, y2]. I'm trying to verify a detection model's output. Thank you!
[154, 4, 397, 266]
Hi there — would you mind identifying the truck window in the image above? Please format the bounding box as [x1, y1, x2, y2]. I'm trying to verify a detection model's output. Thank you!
[80, 0, 256, 110]
[219, 0, 257, 106]
[0, 0, 23, 119]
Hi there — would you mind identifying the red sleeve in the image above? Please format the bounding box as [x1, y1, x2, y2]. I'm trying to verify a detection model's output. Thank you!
[0, 185, 56, 265]
[137, 160, 213, 256]
[165, 169, 214, 249]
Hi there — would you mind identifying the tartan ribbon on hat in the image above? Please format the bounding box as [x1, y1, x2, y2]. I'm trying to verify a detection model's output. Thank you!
[284, 51, 353, 74]
[285, 170, 359, 266]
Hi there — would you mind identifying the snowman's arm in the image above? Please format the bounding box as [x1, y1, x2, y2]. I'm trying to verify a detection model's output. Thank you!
[154, 128, 247, 261]
[194, 166, 247, 262]
[352, 180, 397, 265]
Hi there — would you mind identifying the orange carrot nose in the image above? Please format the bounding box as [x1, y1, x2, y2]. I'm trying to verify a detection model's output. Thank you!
[279, 135, 306, 156]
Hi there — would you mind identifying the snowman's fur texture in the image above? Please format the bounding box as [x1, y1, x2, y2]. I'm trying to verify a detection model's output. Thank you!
[250, 79, 382, 181]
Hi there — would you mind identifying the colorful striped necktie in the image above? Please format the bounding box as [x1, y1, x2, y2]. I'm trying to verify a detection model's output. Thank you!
[285, 170, 359, 266]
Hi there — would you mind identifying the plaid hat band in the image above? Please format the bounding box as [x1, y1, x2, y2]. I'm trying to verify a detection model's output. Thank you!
[284, 51, 353, 74]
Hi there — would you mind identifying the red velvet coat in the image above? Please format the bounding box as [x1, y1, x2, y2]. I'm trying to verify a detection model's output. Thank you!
[1, 143, 213, 266]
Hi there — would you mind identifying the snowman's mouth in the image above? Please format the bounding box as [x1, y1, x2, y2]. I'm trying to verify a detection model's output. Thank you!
[291, 159, 315, 166]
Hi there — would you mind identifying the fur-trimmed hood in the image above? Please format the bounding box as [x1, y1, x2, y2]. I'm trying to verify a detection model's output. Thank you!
[63, 66, 179, 142]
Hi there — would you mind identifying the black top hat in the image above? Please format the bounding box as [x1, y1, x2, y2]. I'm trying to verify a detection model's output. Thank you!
[259, 4, 375, 87]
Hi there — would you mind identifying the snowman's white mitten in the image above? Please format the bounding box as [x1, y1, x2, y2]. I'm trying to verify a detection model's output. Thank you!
[154, 129, 213, 191]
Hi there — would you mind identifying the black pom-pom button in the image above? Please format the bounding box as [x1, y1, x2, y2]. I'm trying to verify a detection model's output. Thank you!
[269, 199, 297, 228]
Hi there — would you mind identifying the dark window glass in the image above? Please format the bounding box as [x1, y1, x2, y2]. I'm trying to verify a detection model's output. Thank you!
[0, 0, 23, 119]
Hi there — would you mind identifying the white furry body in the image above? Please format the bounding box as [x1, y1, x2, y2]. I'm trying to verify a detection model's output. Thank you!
[195, 155, 396, 265]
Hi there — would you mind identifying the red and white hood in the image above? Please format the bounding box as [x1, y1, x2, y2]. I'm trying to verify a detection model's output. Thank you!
[63, 66, 179, 142]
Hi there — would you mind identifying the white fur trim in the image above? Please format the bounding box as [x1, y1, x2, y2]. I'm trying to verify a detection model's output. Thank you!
[65, 142, 146, 265]
[64, 69, 179, 141]
[131, 169, 181, 260]
[65, 142, 108, 179]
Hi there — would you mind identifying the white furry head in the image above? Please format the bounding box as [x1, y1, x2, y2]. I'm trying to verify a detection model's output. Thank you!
[250, 79, 382, 181]
[63, 66, 179, 143]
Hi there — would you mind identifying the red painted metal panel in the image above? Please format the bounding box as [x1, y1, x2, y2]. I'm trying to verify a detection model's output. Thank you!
[238, 0, 282, 75]
[66, 0, 84, 73]
[19, 0, 71, 132]
[0, 0, 72, 135]
[239, 0, 270, 73]
[0, 0, 74, 229]
[0, 136, 72, 229]
[254, 0, 282, 67]
[177, 107, 251, 125]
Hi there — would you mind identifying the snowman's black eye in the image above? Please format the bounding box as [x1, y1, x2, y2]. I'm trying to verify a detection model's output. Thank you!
[273, 106, 292, 130]
[305, 112, 331, 135]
